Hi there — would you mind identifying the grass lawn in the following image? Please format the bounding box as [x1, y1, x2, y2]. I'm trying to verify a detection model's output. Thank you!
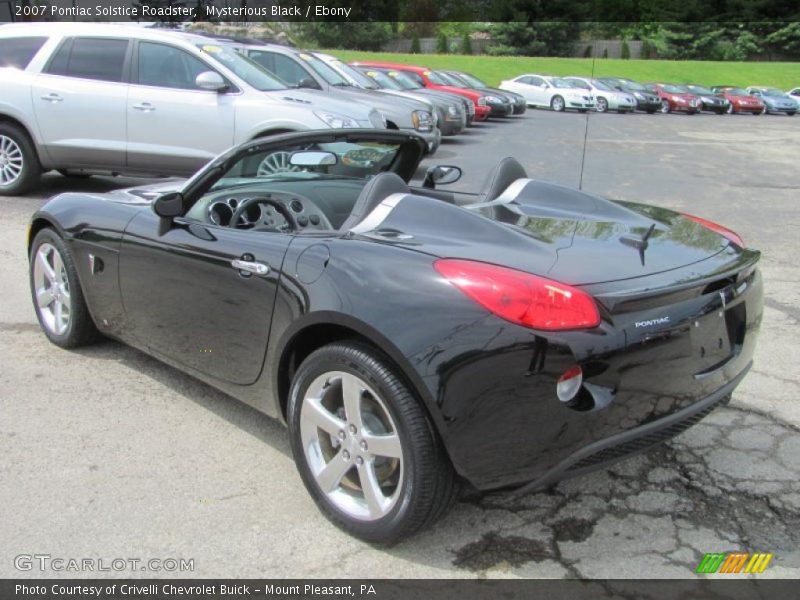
[325, 50, 800, 90]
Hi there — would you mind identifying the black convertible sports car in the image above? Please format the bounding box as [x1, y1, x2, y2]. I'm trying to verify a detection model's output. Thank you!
[28, 130, 762, 544]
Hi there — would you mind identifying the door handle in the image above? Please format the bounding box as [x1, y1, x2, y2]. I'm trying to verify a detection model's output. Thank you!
[231, 259, 270, 276]
[132, 102, 156, 112]
[40, 93, 63, 103]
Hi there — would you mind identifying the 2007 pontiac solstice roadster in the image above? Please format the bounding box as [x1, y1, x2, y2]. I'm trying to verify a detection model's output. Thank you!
[27, 130, 762, 544]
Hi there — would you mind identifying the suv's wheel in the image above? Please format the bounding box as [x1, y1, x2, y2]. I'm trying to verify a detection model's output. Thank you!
[288, 342, 458, 544]
[0, 123, 41, 196]
[29, 229, 99, 348]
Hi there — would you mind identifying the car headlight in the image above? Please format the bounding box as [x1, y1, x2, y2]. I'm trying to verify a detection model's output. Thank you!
[477, 97, 487, 106]
[315, 111, 358, 129]
[411, 110, 434, 132]
[447, 105, 459, 116]
[484, 95, 502, 103]
[634, 92, 645, 100]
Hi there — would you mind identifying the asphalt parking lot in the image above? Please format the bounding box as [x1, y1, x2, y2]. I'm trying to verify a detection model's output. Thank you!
[2, 110, 799, 579]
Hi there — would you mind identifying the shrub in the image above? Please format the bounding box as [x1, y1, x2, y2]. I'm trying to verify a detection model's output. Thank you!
[602, 48, 609, 58]
[461, 32, 473, 55]
[410, 33, 421, 54]
[437, 32, 448, 54]
[583, 45, 592, 58]
[621, 40, 630, 59]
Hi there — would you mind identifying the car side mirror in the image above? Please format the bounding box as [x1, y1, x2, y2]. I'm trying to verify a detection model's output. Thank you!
[153, 192, 183, 235]
[422, 165, 462, 189]
[195, 71, 228, 92]
[297, 77, 320, 90]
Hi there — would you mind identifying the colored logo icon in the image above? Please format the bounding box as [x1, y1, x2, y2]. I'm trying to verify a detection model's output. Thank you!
[696, 552, 774, 574]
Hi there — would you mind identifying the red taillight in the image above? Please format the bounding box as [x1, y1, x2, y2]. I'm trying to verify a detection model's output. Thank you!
[434, 259, 600, 331]
[681, 213, 744, 248]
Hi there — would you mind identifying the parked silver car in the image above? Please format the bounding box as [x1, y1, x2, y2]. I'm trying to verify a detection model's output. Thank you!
[0, 23, 386, 195]
[223, 41, 441, 153]
[563, 77, 637, 113]
[312, 52, 466, 137]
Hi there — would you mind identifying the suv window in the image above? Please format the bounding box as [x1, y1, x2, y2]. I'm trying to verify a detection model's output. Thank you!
[46, 37, 128, 83]
[138, 42, 210, 90]
[0, 37, 47, 69]
[248, 50, 310, 87]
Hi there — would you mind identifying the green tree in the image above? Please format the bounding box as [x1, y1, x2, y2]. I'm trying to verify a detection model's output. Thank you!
[410, 32, 421, 54]
[765, 23, 800, 59]
[620, 40, 630, 59]
[641, 39, 652, 59]
[437, 32, 448, 54]
[461, 32, 472, 55]
[484, 21, 580, 57]
[298, 22, 391, 51]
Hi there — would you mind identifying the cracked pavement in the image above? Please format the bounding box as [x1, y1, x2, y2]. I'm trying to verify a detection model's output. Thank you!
[1, 111, 799, 578]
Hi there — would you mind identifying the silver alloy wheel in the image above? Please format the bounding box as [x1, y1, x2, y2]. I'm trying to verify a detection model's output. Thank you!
[551, 96, 565, 112]
[660, 100, 670, 114]
[596, 97, 608, 113]
[0, 135, 24, 187]
[300, 371, 403, 521]
[256, 151, 300, 177]
[33, 243, 71, 335]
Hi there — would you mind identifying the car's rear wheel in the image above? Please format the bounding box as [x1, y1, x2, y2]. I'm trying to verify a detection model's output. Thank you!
[660, 100, 671, 114]
[550, 95, 565, 112]
[288, 342, 458, 544]
[29, 229, 99, 348]
[0, 123, 41, 196]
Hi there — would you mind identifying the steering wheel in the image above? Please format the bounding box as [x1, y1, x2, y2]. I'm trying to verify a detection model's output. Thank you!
[229, 197, 299, 232]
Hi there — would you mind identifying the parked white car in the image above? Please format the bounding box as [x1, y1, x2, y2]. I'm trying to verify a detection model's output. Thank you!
[499, 74, 595, 112]
[563, 77, 637, 113]
[786, 88, 800, 110]
[0, 23, 386, 195]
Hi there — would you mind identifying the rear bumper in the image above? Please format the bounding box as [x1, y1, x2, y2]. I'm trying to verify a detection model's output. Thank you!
[433, 262, 762, 491]
[513, 362, 750, 494]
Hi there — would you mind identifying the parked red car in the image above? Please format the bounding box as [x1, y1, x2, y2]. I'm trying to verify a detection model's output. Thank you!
[645, 83, 701, 114]
[351, 61, 491, 121]
[711, 87, 766, 115]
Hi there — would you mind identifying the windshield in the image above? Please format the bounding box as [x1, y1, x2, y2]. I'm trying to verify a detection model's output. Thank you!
[687, 84, 713, 95]
[458, 72, 487, 88]
[590, 79, 614, 91]
[620, 79, 645, 91]
[328, 59, 379, 89]
[661, 84, 685, 93]
[558, 78, 583, 89]
[424, 70, 450, 85]
[384, 70, 423, 90]
[295, 52, 351, 86]
[725, 88, 748, 96]
[207, 140, 405, 195]
[760, 88, 785, 97]
[358, 68, 403, 90]
[196, 43, 286, 91]
[436, 71, 465, 87]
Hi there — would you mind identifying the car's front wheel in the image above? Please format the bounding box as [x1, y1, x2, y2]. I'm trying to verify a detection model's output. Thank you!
[29, 228, 99, 348]
[660, 100, 671, 114]
[288, 342, 458, 544]
[550, 95, 565, 112]
[0, 123, 41, 196]
[726, 103, 735, 114]
[596, 97, 608, 113]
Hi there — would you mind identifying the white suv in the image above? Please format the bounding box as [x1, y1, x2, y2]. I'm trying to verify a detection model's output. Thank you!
[0, 23, 386, 195]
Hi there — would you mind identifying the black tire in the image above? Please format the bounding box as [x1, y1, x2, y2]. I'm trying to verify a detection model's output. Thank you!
[596, 97, 608, 113]
[29, 228, 100, 348]
[288, 342, 458, 544]
[550, 95, 565, 112]
[0, 122, 41, 196]
[57, 169, 91, 179]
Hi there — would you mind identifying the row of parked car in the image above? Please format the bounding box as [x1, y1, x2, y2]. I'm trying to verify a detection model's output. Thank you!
[0, 23, 532, 195]
[499, 74, 800, 115]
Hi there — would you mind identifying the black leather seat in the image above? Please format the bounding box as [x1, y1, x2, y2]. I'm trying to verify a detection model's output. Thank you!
[478, 157, 528, 203]
[339, 172, 409, 231]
